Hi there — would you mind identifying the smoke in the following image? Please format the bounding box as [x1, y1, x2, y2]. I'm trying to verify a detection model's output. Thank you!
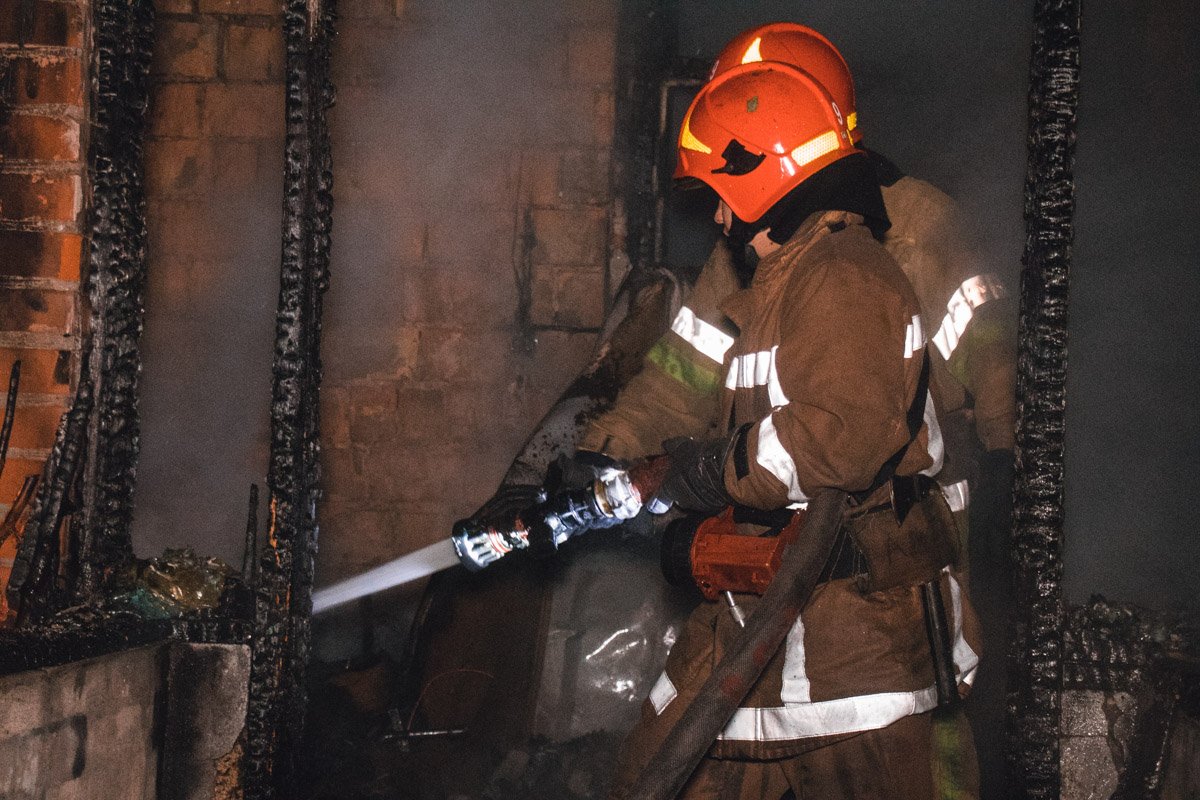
[129, 0, 1200, 610]
[681, 2, 1200, 613]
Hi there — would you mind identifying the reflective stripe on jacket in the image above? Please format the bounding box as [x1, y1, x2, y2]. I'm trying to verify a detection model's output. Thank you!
[647, 210, 981, 757]
[581, 176, 1015, 478]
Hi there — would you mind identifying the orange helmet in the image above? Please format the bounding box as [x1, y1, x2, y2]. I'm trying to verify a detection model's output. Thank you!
[674, 62, 857, 224]
[711, 23, 860, 144]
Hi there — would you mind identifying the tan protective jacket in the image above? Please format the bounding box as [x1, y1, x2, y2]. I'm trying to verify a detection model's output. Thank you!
[579, 177, 1016, 509]
[638, 210, 981, 758]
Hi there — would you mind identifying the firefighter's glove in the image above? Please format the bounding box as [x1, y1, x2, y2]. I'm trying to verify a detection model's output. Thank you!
[547, 450, 620, 492]
[658, 436, 734, 515]
[468, 483, 546, 531]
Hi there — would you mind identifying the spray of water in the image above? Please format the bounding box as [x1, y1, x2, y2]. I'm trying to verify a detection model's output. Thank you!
[311, 538, 462, 614]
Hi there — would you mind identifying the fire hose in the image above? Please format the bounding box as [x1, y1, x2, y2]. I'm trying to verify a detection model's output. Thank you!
[626, 489, 847, 800]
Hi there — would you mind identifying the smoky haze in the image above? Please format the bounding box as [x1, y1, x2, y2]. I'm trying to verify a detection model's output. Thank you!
[127, 0, 1200, 613]
[681, 1, 1200, 612]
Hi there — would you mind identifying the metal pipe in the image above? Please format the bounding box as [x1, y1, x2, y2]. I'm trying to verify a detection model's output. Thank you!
[625, 489, 846, 800]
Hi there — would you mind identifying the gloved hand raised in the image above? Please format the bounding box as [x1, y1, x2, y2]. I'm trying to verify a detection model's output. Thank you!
[657, 434, 737, 515]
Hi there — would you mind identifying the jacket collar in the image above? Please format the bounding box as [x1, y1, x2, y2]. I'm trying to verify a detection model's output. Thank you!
[719, 210, 864, 329]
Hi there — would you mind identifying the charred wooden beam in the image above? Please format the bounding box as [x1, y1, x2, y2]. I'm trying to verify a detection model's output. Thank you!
[69, 0, 156, 599]
[1008, 0, 1081, 797]
[8, 0, 156, 618]
[243, 0, 336, 793]
[7, 367, 92, 623]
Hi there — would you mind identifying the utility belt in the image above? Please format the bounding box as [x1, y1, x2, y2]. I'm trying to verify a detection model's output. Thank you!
[661, 474, 966, 707]
[661, 474, 961, 600]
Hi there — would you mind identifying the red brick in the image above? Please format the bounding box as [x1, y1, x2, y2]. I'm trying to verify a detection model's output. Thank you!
[530, 205, 607, 265]
[0, 172, 80, 223]
[0, 114, 80, 161]
[0, 348, 72, 394]
[145, 138, 209, 195]
[0, 0, 84, 48]
[567, 27, 616, 86]
[203, 84, 283, 139]
[0, 231, 83, 280]
[149, 83, 204, 139]
[197, 0, 281, 17]
[0, 400, 66, 451]
[222, 23, 284, 83]
[152, 18, 218, 80]
[0, 56, 84, 107]
[0, 286, 75, 336]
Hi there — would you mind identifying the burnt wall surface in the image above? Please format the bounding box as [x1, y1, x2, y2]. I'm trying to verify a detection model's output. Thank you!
[131, 0, 285, 564]
[317, 0, 621, 595]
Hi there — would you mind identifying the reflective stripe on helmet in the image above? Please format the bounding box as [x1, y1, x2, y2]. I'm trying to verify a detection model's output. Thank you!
[741, 36, 763, 64]
[791, 129, 842, 170]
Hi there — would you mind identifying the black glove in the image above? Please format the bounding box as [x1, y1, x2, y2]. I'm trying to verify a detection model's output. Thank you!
[545, 450, 620, 493]
[658, 435, 735, 515]
[468, 483, 545, 530]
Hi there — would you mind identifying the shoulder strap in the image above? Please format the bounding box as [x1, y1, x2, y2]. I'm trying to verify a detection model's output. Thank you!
[851, 348, 930, 505]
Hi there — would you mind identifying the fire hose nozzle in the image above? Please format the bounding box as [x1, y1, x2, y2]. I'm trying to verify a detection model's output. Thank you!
[450, 466, 652, 572]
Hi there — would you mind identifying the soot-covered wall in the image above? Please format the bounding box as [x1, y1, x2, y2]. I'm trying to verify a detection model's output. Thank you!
[317, 0, 621, 588]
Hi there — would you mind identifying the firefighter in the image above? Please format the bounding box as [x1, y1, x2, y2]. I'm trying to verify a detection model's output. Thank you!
[604, 62, 982, 800]
[581, 34, 1015, 788]
[580, 22, 1016, 549]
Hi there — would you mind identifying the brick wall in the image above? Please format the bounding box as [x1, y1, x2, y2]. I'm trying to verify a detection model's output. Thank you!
[131, 0, 284, 562]
[319, 0, 622, 586]
[0, 0, 89, 619]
